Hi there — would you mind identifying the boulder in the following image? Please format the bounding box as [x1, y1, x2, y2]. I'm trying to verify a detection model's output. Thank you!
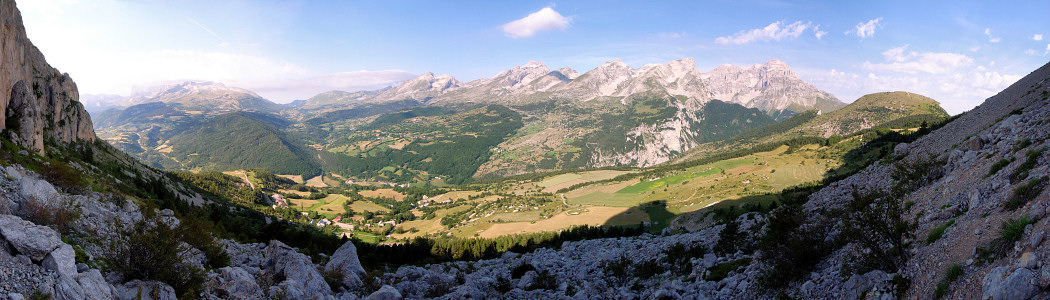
[53, 274, 86, 300]
[42, 244, 77, 278]
[364, 285, 402, 300]
[211, 267, 264, 300]
[264, 240, 331, 296]
[76, 270, 114, 300]
[114, 280, 176, 300]
[982, 266, 1040, 300]
[1019, 252, 1039, 270]
[0, 214, 62, 260]
[17, 177, 58, 203]
[325, 241, 366, 289]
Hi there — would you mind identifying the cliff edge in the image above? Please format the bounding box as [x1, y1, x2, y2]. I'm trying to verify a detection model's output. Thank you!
[1, 0, 95, 154]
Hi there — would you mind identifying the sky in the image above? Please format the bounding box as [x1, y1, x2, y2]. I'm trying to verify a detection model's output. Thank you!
[17, 0, 1050, 114]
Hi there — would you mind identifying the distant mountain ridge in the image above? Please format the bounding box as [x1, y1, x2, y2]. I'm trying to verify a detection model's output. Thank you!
[351, 58, 843, 117]
[95, 58, 853, 181]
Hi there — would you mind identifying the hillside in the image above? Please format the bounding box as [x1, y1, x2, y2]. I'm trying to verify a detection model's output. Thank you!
[165, 112, 321, 177]
[673, 91, 951, 164]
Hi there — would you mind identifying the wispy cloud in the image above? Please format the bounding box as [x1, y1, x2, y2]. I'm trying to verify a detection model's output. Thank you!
[243, 71, 418, 102]
[984, 28, 1000, 43]
[1032, 34, 1043, 41]
[187, 18, 227, 43]
[714, 21, 815, 45]
[814, 25, 827, 39]
[861, 45, 974, 74]
[502, 7, 571, 38]
[847, 17, 883, 38]
[658, 32, 687, 39]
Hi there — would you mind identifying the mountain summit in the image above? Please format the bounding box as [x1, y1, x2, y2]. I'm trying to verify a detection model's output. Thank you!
[701, 59, 844, 115]
[363, 58, 842, 116]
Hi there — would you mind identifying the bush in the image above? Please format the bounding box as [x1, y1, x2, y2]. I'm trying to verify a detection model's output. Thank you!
[1010, 148, 1046, 184]
[511, 263, 536, 279]
[713, 219, 742, 255]
[108, 220, 205, 297]
[987, 158, 1012, 177]
[602, 255, 633, 286]
[976, 217, 1033, 262]
[526, 269, 558, 291]
[634, 259, 663, 279]
[705, 258, 751, 281]
[840, 188, 913, 272]
[926, 219, 955, 245]
[662, 242, 706, 275]
[1000, 217, 1031, 242]
[1006, 177, 1047, 210]
[19, 194, 81, 233]
[945, 264, 964, 282]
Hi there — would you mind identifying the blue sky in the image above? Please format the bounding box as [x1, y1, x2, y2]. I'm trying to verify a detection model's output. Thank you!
[18, 0, 1050, 114]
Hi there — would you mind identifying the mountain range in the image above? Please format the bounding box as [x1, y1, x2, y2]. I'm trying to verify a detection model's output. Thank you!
[92, 58, 855, 181]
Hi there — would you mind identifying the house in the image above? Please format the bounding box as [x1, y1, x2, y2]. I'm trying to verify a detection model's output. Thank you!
[316, 219, 332, 227]
[272, 193, 288, 207]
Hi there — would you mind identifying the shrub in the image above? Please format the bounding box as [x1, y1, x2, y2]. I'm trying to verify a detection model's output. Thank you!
[987, 158, 1012, 177]
[662, 242, 706, 275]
[945, 264, 964, 282]
[602, 255, 633, 286]
[526, 269, 558, 291]
[1000, 217, 1031, 242]
[1010, 148, 1046, 183]
[1006, 177, 1047, 210]
[511, 263, 536, 279]
[20, 194, 81, 233]
[108, 220, 205, 297]
[926, 219, 955, 244]
[935, 282, 948, 298]
[705, 258, 752, 281]
[840, 188, 913, 272]
[713, 219, 741, 255]
[976, 217, 1033, 262]
[634, 259, 663, 279]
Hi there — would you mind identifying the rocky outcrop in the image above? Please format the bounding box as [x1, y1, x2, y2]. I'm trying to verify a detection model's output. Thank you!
[1, 0, 96, 154]
[325, 241, 367, 289]
[701, 59, 844, 114]
[264, 240, 331, 296]
[0, 214, 62, 261]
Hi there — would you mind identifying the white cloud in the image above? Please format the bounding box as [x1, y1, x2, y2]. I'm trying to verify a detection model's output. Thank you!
[814, 25, 827, 39]
[862, 45, 974, 74]
[1027, 49, 1039, 55]
[802, 66, 1021, 114]
[714, 21, 814, 45]
[1034, 34, 1044, 41]
[848, 17, 883, 38]
[658, 32, 687, 39]
[984, 28, 1000, 43]
[502, 7, 571, 38]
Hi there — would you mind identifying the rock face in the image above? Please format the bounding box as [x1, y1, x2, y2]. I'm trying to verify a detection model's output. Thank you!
[325, 241, 367, 289]
[264, 240, 331, 296]
[0, 214, 62, 261]
[1, 0, 96, 153]
[701, 59, 844, 114]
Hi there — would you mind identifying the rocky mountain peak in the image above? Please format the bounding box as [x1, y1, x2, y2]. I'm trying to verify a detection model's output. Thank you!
[1, 0, 96, 153]
[701, 60, 843, 114]
[551, 67, 579, 80]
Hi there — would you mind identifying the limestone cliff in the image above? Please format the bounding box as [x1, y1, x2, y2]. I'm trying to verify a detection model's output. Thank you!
[1, 0, 95, 154]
